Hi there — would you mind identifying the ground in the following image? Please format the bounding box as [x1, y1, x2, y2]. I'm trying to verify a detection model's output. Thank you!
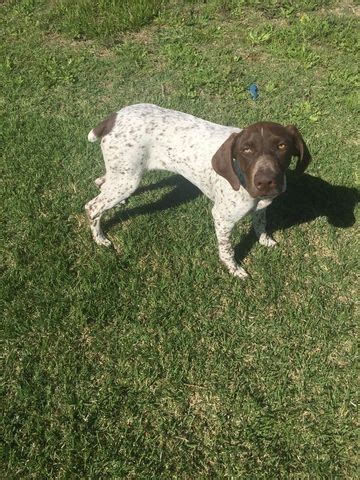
[1, 0, 359, 477]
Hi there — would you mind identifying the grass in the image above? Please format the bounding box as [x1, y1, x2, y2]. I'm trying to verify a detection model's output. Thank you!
[43, 0, 169, 42]
[1, 0, 359, 477]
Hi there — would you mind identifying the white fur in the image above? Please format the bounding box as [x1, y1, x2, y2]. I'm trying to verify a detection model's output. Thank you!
[87, 130, 98, 143]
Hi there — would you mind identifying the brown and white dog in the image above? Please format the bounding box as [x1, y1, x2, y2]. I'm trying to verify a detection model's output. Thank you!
[85, 104, 311, 278]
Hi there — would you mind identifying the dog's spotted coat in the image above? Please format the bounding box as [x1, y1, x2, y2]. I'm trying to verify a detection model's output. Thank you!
[85, 104, 311, 278]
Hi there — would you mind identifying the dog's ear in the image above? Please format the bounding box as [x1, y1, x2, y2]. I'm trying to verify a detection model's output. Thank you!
[212, 132, 242, 190]
[286, 124, 312, 174]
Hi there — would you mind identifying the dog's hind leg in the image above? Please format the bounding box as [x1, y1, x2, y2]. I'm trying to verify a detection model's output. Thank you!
[85, 173, 141, 247]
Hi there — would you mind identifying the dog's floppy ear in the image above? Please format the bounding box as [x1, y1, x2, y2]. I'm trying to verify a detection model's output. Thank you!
[212, 132, 242, 190]
[286, 124, 312, 174]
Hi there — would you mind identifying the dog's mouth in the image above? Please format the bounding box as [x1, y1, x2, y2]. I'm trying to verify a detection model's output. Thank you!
[253, 191, 282, 200]
[247, 184, 284, 199]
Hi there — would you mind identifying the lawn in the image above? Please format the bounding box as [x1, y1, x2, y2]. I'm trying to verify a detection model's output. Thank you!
[1, 0, 359, 477]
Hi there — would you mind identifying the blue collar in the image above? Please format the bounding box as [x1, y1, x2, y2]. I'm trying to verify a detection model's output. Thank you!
[232, 158, 247, 189]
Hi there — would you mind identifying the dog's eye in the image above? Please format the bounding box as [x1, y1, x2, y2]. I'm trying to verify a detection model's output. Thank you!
[278, 143, 287, 150]
[243, 146, 252, 153]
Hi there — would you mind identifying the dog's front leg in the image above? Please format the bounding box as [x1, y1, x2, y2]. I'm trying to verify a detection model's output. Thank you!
[252, 200, 277, 247]
[212, 207, 248, 279]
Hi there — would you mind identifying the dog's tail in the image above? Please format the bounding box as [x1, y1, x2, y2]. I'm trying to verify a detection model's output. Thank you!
[87, 129, 98, 142]
[87, 112, 117, 143]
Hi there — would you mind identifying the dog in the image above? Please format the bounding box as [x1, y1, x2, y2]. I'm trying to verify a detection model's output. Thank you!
[85, 104, 311, 278]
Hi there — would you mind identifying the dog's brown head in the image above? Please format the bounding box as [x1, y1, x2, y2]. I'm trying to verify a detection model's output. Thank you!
[212, 122, 311, 198]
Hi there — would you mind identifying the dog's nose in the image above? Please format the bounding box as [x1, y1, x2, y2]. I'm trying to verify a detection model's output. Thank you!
[254, 171, 280, 192]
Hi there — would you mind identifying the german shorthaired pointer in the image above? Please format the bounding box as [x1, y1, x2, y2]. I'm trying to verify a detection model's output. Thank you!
[85, 104, 311, 278]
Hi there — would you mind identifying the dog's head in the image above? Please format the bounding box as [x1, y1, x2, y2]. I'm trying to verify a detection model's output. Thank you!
[212, 122, 311, 198]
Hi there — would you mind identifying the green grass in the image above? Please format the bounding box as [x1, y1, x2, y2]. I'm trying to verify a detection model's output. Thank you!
[42, 0, 168, 42]
[1, 0, 359, 477]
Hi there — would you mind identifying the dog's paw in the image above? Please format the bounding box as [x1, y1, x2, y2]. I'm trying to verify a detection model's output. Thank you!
[259, 233, 277, 247]
[94, 176, 105, 188]
[232, 266, 249, 279]
[94, 234, 112, 247]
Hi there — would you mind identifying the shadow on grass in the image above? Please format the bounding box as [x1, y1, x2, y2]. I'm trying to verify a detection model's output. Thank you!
[267, 171, 359, 232]
[235, 171, 359, 262]
[103, 172, 359, 261]
[104, 175, 201, 229]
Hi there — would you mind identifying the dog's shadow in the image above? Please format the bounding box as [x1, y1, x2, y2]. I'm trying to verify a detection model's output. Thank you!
[234, 172, 359, 262]
[104, 172, 359, 262]
[104, 175, 202, 229]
